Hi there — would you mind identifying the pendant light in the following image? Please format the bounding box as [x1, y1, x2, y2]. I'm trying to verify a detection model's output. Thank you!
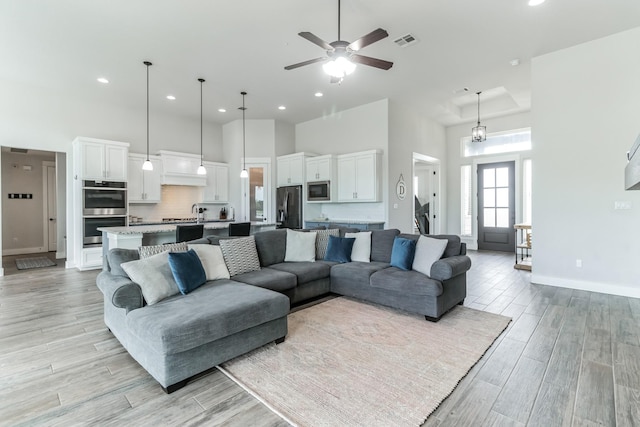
[239, 91, 249, 178]
[196, 78, 207, 175]
[142, 61, 154, 171]
[471, 91, 487, 142]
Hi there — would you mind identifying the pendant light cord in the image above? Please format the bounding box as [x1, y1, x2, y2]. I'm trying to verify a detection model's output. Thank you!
[476, 91, 481, 126]
[337, 0, 341, 41]
[241, 91, 247, 171]
[199, 78, 205, 164]
[144, 61, 152, 161]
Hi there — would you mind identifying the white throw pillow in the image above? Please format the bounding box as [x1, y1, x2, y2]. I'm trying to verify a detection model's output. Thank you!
[412, 236, 448, 276]
[121, 251, 180, 305]
[188, 244, 230, 281]
[345, 231, 372, 263]
[284, 229, 317, 262]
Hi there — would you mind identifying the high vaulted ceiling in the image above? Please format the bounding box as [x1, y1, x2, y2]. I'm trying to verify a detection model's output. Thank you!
[2, 0, 639, 127]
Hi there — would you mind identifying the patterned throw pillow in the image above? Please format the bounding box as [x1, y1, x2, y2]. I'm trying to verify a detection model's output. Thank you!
[219, 236, 261, 276]
[315, 228, 340, 260]
[138, 242, 188, 259]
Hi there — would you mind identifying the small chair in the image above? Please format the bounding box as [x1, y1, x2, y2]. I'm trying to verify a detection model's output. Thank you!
[176, 224, 204, 243]
[228, 222, 251, 237]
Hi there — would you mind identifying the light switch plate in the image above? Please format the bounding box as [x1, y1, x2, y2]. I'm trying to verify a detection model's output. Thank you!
[614, 201, 632, 210]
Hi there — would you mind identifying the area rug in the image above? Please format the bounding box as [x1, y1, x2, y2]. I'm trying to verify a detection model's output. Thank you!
[15, 256, 56, 270]
[219, 297, 511, 427]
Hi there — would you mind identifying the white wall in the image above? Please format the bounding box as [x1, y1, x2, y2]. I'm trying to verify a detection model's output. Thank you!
[388, 100, 446, 233]
[531, 27, 640, 298]
[0, 78, 223, 270]
[446, 112, 532, 237]
[295, 99, 389, 224]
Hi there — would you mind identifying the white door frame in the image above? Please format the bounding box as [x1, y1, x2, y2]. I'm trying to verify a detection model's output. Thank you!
[43, 161, 56, 252]
[412, 152, 441, 235]
[240, 157, 272, 223]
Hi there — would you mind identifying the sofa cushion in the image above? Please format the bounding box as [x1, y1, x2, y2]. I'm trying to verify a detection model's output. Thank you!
[121, 251, 180, 305]
[370, 229, 400, 262]
[330, 261, 390, 286]
[138, 242, 188, 259]
[345, 231, 372, 262]
[231, 267, 297, 292]
[269, 261, 332, 284]
[412, 236, 448, 276]
[125, 280, 289, 355]
[254, 229, 286, 267]
[284, 229, 317, 262]
[390, 237, 417, 271]
[399, 233, 462, 258]
[107, 248, 139, 277]
[219, 236, 261, 276]
[188, 244, 230, 281]
[168, 249, 207, 295]
[315, 228, 340, 260]
[370, 267, 443, 297]
[324, 235, 355, 263]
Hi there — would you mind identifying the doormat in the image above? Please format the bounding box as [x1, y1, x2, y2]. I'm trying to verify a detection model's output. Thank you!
[15, 257, 56, 270]
[220, 297, 511, 426]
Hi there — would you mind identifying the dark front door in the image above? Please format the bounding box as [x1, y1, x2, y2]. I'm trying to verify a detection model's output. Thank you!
[478, 161, 515, 252]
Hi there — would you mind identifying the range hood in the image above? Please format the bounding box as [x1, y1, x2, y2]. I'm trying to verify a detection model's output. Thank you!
[158, 150, 207, 187]
[625, 134, 640, 190]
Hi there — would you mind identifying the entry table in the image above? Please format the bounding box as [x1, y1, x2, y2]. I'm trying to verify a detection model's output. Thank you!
[514, 223, 531, 271]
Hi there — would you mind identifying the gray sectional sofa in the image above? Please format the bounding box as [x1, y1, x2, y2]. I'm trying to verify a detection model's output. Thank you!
[96, 228, 471, 393]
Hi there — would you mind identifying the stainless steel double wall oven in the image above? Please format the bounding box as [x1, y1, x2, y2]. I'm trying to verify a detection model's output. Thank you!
[82, 180, 127, 246]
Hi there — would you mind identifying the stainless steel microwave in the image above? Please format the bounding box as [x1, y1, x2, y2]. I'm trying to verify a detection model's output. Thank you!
[307, 181, 330, 201]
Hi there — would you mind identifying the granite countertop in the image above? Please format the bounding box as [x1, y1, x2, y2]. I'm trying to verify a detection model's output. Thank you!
[305, 218, 385, 224]
[99, 221, 276, 235]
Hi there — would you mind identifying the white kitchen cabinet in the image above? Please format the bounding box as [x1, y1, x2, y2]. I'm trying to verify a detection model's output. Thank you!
[158, 150, 207, 186]
[128, 154, 162, 203]
[337, 150, 381, 202]
[80, 140, 128, 181]
[306, 155, 334, 182]
[277, 152, 315, 187]
[202, 162, 229, 203]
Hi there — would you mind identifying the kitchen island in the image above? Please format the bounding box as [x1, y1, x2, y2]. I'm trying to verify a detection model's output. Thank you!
[96, 221, 277, 268]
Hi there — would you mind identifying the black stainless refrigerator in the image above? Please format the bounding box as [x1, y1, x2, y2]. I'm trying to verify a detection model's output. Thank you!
[276, 185, 302, 229]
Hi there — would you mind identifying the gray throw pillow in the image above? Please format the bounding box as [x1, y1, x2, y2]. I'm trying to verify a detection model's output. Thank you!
[219, 236, 261, 276]
[138, 242, 188, 259]
[315, 228, 339, 260]
[121, 251, 180, 305]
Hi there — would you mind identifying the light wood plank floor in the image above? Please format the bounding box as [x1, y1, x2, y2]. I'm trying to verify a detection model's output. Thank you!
[0, 250, 638, 426]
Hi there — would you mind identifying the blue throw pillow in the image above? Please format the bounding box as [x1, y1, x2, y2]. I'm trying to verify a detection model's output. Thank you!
[324, 235, 356, 263]
[168, 249, 207, 295]
[390, 237, 417, 271]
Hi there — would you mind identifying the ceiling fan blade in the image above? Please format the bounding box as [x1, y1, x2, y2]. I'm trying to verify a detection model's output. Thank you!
[298, 32, 334, 51]
[350, 53, 393, 70]
[348, 28, 389, 51]
[284, 57, 327, 70]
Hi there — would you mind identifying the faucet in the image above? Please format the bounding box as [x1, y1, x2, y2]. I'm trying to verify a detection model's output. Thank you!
[192, 203, 200, 224]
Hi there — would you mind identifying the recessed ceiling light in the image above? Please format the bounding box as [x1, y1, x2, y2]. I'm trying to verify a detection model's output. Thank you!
[166, 95, 176, 100]
[278, 105, 286, 110]
[315, 92, 323, 97]
[510, 59, 520, 66]
[528, 0, 545, 6]
[97, 77, 109, 84]
[218, 108, 226, 113]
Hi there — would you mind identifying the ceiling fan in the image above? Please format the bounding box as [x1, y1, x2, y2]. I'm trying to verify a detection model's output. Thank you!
[284, 0, 393, 82]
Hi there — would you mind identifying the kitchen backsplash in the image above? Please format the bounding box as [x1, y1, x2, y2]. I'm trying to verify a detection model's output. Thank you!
[129, 185, 230, 222]
[316, 202, 385, 221]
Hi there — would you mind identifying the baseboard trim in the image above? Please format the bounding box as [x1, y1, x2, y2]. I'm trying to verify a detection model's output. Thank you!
[2, 247, 46, 256]
[531, 274, 640, 299]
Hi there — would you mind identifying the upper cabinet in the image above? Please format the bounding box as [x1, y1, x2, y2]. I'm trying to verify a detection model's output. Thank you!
[158, 150, 207, 186]
[337, 150, 381, 202]
[128, 153, 162, 203]
[306, 155, 335, 182]
[277, 152, 316, 187]
[78, 139, 128, 181]
[202, 161, 229, 203]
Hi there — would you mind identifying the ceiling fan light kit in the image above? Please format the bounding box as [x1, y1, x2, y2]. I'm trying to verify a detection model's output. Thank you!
[284, 0, 393, 81]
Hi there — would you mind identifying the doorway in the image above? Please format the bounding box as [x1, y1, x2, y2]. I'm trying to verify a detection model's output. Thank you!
[413, 153, 440, 235]
[477, 161, 515, 252]
[241, 159, 271, 224]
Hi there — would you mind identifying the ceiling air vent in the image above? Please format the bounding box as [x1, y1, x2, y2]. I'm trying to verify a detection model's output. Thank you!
[393, 33, 418, 48]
